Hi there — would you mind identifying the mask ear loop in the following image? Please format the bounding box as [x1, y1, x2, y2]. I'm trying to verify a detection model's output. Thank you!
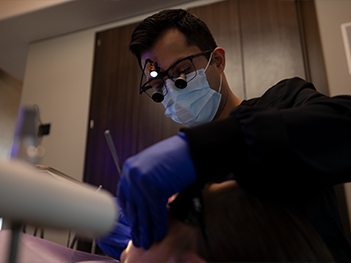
[218, 74, 223, 94]
[205, 51, 223, 94]
[204, 51, 214, 72]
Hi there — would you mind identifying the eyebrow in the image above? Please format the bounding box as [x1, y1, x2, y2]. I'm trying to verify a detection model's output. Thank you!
[164, 49, 213, 72]
[144, 54, 190, 75]
[164, 55, 190, 72]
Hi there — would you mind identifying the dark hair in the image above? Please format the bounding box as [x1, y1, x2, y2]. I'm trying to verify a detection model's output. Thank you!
[129, 9, 217, 66]
[170, 181, 334, 262]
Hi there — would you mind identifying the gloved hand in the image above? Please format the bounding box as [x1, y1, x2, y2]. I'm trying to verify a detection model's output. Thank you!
[96, 208, 131, 260]
[117, 132, 196, 249]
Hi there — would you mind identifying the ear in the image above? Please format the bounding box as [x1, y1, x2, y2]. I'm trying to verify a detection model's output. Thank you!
[212, 47, 225, 73]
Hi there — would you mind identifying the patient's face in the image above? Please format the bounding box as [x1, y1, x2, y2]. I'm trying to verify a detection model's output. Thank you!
[120, 220, 205, 263]
[121, 181, 238, 263]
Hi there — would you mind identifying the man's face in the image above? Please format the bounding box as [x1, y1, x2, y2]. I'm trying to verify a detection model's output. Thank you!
[140, 28, 219, 93]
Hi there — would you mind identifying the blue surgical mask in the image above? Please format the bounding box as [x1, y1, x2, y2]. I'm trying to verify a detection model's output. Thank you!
[162, 62, 222, 127]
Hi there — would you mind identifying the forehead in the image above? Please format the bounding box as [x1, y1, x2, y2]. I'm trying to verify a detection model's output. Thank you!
[141, 28, 201, 71]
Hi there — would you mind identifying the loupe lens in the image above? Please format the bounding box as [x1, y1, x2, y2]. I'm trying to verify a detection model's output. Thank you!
[175, 76, 187, 89]
[151, 92, 164, 103]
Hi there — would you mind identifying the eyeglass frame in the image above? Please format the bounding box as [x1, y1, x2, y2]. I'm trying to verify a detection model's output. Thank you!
[139, 49, 214, 97]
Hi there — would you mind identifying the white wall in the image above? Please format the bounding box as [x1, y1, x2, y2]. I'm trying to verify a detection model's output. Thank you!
[315, 0, 351, 228]
[22, 30, 95, 181]
[315, 0, 351, 96]
[21, 29, 96, 246]
[0, 0, 73, 21]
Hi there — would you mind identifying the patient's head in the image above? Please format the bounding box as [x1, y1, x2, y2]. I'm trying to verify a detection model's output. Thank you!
[121, 180, 333, 262]
[121, 219, 203, 263]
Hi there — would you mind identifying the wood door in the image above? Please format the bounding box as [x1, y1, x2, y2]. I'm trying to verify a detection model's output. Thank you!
[239, 0, 306, 98]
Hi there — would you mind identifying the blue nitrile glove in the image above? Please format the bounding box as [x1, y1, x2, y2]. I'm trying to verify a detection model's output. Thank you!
[96, 200, 131, 259]
[117, 132, 196, 249]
